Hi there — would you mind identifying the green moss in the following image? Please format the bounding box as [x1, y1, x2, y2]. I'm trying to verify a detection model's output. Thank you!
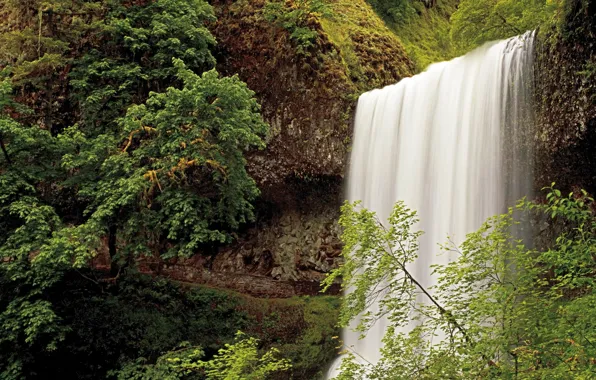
[363, 0, 458, 72]
[251, 0, 414, 93]
[318, 0, 415, 90]
[394, 0, 458, 71]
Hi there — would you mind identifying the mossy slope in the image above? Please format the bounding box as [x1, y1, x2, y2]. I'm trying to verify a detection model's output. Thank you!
[211, 0, 414, 186]
[393, 0, 459, 71]
[365, 0, 459, 72]
[320, 0, 414, 90]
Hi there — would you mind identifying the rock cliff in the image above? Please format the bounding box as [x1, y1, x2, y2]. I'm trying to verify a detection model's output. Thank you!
[168, 0, 416, 293]
[535, 0, 596, 194]
[142, 0, 596, 297]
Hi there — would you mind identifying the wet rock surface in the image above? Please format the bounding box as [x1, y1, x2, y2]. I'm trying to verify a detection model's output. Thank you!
[167, 0, 414, 296]
[134, 176, 344, 297]
[534, 2, 596, 194]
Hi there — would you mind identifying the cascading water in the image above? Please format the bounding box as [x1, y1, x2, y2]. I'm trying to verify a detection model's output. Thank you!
[328, 32, 535, 378]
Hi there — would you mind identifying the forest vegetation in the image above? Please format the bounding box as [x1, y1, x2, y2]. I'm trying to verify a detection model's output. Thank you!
[327, 187, 596, 379]
[0, 0, 594, 378]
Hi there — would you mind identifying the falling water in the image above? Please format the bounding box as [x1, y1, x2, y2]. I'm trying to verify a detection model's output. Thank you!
[328, 32, 535, 378]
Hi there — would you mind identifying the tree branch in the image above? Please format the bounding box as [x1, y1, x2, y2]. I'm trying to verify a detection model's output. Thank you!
[375, 218, 470, 341]
[375, 217, 498, 367]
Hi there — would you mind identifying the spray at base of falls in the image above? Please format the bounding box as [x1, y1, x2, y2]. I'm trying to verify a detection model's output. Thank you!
[328, 32, 535, 378]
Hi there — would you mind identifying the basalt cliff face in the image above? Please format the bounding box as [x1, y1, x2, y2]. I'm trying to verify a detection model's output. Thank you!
[535, 0, 596, 195]
[213, 0, 415, 185]
[147, 0, 416, 295]
[143, 0, 596, 298]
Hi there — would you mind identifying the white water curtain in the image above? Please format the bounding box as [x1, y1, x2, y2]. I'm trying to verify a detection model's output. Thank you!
[328, 32, 535, 378]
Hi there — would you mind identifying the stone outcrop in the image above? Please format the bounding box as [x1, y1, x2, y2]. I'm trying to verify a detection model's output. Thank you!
[213, 177, 344, 282]
[168, 0, 416, 295]
[137, 177, 344, 297]
[211, 0, 414, 185]
[534, 0, 596, 193]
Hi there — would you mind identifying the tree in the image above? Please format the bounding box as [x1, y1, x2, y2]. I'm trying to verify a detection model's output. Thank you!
[0, 75, 78, 380]
[63, 60, 267, 265]
[450, 0, 563, 53]
[325, 186, 596, 379]
[70, 0, 216, 135]
[0, 0, 268, 376]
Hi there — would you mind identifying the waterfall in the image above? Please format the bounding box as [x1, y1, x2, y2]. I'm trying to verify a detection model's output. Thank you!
[328, 32, 535, 378]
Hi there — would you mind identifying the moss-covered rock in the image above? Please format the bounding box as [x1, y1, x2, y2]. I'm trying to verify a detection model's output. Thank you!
[365, 0, 459, 71]
[211, 0, 414, 187]
[534, 0, 596, 193]
[320, 0, 414, 88]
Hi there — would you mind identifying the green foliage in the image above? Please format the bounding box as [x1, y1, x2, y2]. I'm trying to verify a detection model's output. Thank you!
[198, 332, 291, 380]
[65, 61, 267, 260]
[70, 0, 216, 134]
[58, 0, 267, 263]
[394, 0, 458, 71]
[0, 268, 338, 379]
[271, 296, 341, 378]
[366, 0, 418, 26]
[316, 0, 414, 92]
[363, 0, 458, 72]
[51, 275, 252, 378]
[0, 0, 271, 377]
[115, 332, 291, 380]
[327, 186, 596, 379]
[451, 0, 563, 53]
[0, 77, 73, 378]
[323, 200, 423, 333]
[367, 0, 566, 70]
[263, 0, 330, 55]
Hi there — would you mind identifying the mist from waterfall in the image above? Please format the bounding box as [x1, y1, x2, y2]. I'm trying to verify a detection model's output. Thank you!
[328, 32, 535, 378]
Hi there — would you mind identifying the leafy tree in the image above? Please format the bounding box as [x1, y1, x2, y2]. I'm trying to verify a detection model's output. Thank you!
[451, 0, 563, 52]
[64, 60, 267, 264]
[325, 186, 596, 379]
[70, 0, 216, 134]
[0, 0, 269, 376]
[60, 0, 251, 271]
